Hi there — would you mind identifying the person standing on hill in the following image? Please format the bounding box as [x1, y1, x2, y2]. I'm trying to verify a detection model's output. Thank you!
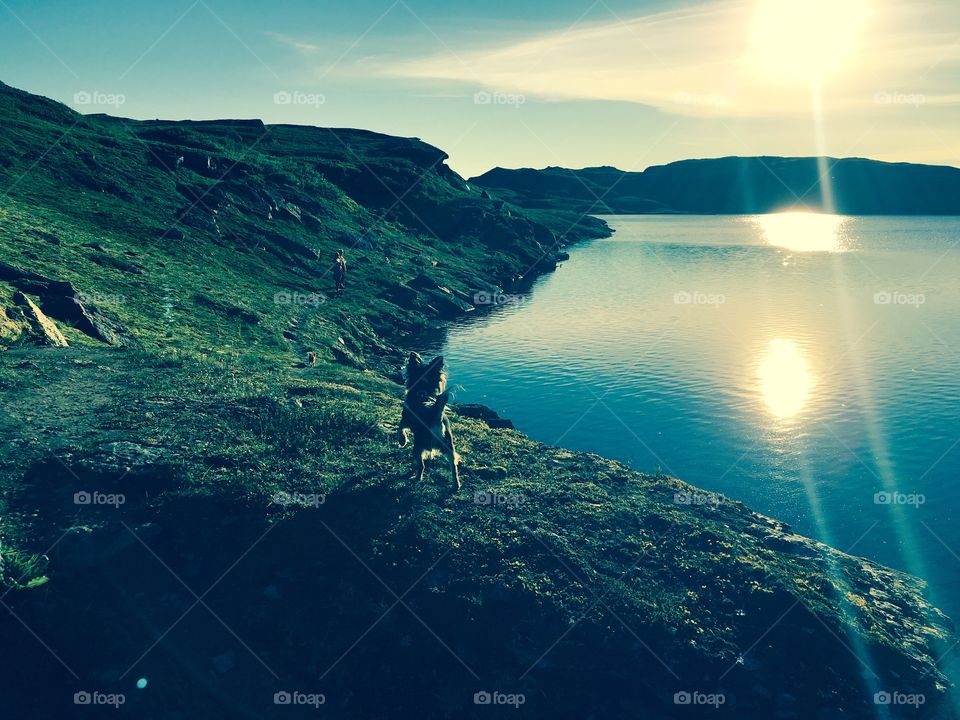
[333, 249, 347, 297]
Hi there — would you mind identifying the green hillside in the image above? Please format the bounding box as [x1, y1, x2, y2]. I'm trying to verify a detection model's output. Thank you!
[0, 81, 952, 719]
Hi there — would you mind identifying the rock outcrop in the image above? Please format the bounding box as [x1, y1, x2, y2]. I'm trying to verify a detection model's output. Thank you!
[10, 291, 68, 346]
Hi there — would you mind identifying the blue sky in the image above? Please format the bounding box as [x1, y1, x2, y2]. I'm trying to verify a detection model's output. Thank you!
[1, 0, 958, 177]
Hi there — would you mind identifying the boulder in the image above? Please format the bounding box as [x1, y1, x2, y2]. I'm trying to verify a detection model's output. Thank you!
[12, 291, 68, 346]
[158, 227, 185, 241]
[380, 283, 420, 309]
[87, 251, 144, 275]
[41, 292, 127, 345]
[0, 261, 50, 294]
[278, 202, 302, 222]
[422, 289, 474, 319]
[331, 342, 364, 369]
[452, 403, 514, 429]
[406, 273, 443, 292]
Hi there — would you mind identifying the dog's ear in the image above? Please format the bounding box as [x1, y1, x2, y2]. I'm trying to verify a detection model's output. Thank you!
[405, 351, 424, 389]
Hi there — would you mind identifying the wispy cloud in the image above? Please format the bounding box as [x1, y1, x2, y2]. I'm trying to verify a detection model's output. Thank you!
[267, 31, 320, 53]
[384, 0, 960, 118]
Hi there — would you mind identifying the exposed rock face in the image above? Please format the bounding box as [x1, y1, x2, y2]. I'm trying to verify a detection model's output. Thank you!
[0, 262, 132, 345]
[41, 291, 127, 345]
[380, 282, 420, 309]
[11, 291, 68, 346]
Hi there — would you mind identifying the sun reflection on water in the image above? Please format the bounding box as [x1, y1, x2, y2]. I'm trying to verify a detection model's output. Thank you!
[758, 339, 814, 419]
[750, 211, 849, 252]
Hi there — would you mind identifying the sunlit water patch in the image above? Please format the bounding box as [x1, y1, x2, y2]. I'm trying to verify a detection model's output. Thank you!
[442, 214, 960, 637]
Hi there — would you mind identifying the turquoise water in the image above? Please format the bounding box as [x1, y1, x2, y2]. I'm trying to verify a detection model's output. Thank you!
[443, 214, 960, 623]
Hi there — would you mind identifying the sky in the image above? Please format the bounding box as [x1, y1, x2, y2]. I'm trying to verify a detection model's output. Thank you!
[1, 0, 958, 178]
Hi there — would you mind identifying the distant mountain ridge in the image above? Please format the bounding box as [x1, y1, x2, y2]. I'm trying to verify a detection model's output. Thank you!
[469, 156, 960, 215]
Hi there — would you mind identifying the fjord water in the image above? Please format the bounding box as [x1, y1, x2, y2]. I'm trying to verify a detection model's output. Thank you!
[443, 214, 960, 619]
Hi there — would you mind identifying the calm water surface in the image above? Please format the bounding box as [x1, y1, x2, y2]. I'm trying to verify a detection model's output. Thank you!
[443, 214, 960, 621]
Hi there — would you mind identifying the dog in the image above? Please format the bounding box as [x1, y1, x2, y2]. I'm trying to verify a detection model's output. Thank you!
[397, 352, 460, 490]
[306, 351, 317, 366]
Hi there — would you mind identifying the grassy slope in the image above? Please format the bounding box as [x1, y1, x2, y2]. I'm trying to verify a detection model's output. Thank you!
[0, 81, 953, 719]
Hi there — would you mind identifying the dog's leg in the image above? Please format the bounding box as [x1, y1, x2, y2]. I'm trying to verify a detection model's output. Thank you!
[444, 418, 461, 491]
[397, 405, 413, 448]
[413, 448, 426, 483]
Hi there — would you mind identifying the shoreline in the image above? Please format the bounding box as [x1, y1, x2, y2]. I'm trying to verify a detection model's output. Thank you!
[0, 80, 954, 717]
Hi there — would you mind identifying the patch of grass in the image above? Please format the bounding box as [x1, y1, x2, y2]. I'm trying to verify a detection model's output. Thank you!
[0, 543, 49, 591]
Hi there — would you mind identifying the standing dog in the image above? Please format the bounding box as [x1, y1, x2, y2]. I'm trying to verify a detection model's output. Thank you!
[397, 352, 461, 490]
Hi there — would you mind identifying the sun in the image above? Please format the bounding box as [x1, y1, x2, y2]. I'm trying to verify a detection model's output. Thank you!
[747, 0, 870, 83]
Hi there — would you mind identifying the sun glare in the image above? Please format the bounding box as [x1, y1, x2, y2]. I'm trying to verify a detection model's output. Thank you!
[747, 0, 869, 82]
[749, 212, 849, 252]
[759, 339, 814, 419]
